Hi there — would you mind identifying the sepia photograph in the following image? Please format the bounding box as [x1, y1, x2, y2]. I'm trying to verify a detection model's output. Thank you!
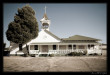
[3, 3, 107, 73]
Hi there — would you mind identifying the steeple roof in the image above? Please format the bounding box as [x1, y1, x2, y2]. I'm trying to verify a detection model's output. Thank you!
[43, 13, 49, 20]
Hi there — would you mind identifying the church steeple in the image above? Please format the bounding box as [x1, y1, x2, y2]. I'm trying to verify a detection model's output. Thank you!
[40, 6, 50, 31]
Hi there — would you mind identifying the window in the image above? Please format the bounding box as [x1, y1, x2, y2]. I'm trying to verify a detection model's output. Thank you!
[88, 45, 90, 49]
[53, 45, 56, 50]
[34, 45, 38, 50]
[91, 45, 94, 47]
[78, 45, 85, 49]
[91, 44, 94, 49]
[68, 45, 72, 50]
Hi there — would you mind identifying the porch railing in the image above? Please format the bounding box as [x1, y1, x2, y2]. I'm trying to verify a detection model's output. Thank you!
[29, 49, 102, 55]
[87, 49, 102, 55]
[29, 50, 39, 54]
[48, 49, 85, 54]
[29, 49, 85, 54]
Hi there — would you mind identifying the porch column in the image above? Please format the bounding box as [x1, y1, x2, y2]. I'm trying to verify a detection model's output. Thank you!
[28, 45, 30, 54]
[29, 45, 30, 50]
[101, 43, 102, 55]
[93, 44, 94, 50]
[66, 45, 68, 54]
[100, 43, 102, 50]
[97, 44, 99, 50]
[86, 44, 88, 56]
[39, 45, 40, 52]
[72, 44, 73, 50]
[87, 44, 88, 49]
[58, 44, 59, 50]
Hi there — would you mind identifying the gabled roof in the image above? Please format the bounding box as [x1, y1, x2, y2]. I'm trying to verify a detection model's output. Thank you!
[62, 35, 101, 41]
[43, 13, 49, 20]
[44, 30, 61, 40]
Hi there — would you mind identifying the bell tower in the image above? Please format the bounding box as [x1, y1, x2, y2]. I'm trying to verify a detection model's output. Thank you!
[40, 6, 51, 31]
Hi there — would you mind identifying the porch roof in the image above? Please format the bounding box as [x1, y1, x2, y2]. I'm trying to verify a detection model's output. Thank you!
[62, 35, 101, 41]
[30, 41, 99, 45]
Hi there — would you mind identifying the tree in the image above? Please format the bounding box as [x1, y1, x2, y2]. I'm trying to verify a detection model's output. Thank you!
[3, 43, 6, 51]
[6, 4, 39, 54]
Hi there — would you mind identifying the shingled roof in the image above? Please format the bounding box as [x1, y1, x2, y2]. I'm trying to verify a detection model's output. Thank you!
[62, 35, 101, 41]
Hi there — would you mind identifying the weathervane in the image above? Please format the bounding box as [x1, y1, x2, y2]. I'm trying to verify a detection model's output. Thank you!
[44, 6, 47, 13]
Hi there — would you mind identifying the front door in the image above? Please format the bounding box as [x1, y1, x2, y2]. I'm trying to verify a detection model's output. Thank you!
[42, 45, 48, 52]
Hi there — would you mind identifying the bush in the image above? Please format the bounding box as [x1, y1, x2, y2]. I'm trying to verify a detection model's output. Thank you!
[94, 53, 98, 56]
[39, 54, 48, 57]
[89, 53, 98, 56]
[68, 52, 83, 56]
[30, 54, 35, 57]
[49, 54, 54, 57]
[83, 50, 87, 55]
[24, 54, 29, 57]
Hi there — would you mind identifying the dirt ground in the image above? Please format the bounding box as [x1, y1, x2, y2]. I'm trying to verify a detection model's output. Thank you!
[3, 50, 107, 72]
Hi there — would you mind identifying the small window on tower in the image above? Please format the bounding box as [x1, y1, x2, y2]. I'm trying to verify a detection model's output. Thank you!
[44, 25, 48, 28]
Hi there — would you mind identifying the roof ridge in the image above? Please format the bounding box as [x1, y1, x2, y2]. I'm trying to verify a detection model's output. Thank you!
[70, 35, 100, 40]
[63, 34, 101, 41]
[44, 30, 60, 40]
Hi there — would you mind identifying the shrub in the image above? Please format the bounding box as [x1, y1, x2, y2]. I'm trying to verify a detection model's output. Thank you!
[30, 54, 35, 57]
[94, 53, 98, 56]
[68, 52, 83, 56]
[83, 50, 87, 55]
[49, 54, 54, 57]
[39, 54, 48, 57]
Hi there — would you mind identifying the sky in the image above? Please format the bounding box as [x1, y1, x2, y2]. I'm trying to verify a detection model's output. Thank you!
[3, 3, 107, 47]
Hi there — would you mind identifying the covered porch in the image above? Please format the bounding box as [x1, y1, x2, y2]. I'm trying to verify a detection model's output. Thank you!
[28, 43, 102, 56]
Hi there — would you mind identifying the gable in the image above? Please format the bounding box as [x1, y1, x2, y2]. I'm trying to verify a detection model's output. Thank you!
[30, 30, 61, 43]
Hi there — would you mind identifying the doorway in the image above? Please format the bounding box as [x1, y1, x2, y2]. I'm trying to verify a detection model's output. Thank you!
[42, 45, 48, 52]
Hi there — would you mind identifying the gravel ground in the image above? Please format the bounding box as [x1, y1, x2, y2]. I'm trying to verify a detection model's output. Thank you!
[3, 50, 107, 72]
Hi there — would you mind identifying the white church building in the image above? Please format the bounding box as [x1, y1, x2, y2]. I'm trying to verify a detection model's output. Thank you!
[9, 7, 102, 56]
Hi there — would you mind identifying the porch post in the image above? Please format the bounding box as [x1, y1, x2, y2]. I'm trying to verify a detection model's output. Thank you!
[58, 44, 59, 50]
[101, 43, 102, 55]
[87, 44, 88, 56]
[72, 44, 73, 51]
[39, 45, 40, 52]
[29, 45, 30, 50]
[93, 44, 94, 50]
[87, 44, 88, 49]
[28, 45, 30, 55]
[66, 44, 68, 54]
[71, 44, 73, 54]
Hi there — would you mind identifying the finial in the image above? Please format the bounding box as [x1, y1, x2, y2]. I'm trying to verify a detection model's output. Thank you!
[44, 6, 47, 13]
